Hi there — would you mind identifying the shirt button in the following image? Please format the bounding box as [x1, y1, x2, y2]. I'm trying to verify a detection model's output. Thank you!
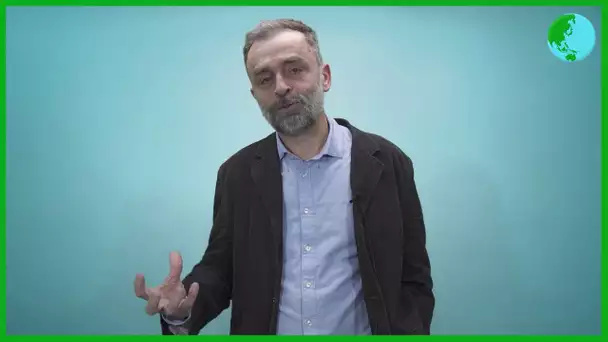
[304, 319, 312, 327]
[304, 281, 313, 288]
[303, 208, 310, 214]
[303, 244, 312, 252]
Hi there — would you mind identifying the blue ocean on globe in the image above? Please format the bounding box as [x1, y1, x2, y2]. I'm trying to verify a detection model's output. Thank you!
[548, 13, 596, 62]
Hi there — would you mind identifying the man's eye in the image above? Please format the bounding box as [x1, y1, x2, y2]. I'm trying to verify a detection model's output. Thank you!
[259, 77, 270, 85]
[289, 67, 302, 75]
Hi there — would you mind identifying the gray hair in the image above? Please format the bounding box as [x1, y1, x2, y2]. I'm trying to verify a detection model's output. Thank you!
[243, 19, 323, 66]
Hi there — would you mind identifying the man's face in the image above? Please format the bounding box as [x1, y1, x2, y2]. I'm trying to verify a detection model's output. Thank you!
[246, 30, 331, 136]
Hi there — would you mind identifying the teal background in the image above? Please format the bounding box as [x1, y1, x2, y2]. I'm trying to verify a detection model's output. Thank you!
[6, 6, 601, 335]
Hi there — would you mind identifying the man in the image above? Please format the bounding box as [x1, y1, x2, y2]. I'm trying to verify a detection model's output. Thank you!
[133, 18, 434, 335]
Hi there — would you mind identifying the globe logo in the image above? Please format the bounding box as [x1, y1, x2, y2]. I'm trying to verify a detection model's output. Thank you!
[548, 13, 596, 62]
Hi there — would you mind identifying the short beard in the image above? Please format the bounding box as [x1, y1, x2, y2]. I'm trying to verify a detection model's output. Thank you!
[261, 82, 325, 137]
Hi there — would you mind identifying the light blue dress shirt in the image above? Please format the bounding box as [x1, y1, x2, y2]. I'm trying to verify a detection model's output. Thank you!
[275, 117, 372, 335]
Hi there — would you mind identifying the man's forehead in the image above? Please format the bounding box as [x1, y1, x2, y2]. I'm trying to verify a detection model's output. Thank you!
[263, 30, 308, 46]
[247, 30, 313, 70]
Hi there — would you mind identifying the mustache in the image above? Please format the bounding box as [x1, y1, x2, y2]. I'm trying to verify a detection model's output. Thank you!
[273, 95, 307, 111]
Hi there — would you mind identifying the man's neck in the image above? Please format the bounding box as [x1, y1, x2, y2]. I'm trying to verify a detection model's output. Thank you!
[279, 114, 330, 160]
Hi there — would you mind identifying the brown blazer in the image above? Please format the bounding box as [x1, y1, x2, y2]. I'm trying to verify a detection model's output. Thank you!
[161, 118, 435, 335]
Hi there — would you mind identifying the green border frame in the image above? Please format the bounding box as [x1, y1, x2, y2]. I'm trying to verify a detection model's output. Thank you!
[0, 0, 604, 337]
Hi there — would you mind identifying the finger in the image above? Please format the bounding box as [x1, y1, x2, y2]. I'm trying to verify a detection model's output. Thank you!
[134, 274, 149, 300]
[145, 288, 162, 315]
[167, 251, 183, 283]
[179, 282, 200, 311]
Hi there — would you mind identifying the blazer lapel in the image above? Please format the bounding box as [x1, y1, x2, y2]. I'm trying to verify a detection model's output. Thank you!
[250, 133, 284, 265]
[344, 120, 384, 215]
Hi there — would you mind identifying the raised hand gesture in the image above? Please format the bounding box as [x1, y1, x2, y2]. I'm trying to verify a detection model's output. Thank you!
[134, 251, 199, 320]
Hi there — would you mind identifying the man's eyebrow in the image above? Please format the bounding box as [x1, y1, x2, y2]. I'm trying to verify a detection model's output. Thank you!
[252, 66, 270, 76]
[252, 56, 306, 75]
[283, 56, 306, 64]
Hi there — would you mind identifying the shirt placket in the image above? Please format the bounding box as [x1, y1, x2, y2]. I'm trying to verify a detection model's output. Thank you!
[298, 159, 318, 333]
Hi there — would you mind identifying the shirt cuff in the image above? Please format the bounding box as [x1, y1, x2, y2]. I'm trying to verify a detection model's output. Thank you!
[161, 311, 191, 326]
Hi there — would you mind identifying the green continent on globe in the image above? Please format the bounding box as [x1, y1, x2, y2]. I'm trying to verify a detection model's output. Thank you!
[548, 14, 578, 61]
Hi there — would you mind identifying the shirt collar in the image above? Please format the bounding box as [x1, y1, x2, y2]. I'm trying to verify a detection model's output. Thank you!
[276, 116, 346, 160]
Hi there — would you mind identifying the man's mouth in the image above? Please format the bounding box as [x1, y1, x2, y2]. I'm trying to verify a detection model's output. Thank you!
[279, 101, 300, 110]
[280, 103, 294, 109]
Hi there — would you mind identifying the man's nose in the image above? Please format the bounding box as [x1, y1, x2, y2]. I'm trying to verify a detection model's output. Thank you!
[274, 75, 291, 97]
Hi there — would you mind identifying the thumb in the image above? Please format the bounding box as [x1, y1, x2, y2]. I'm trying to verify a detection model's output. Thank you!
[167, 251, 183, 283]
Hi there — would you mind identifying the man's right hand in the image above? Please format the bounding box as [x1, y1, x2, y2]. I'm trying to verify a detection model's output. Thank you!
[134, 251, 200, 320]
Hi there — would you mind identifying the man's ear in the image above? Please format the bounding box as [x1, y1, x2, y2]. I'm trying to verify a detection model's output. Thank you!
[321, 64, 332, 92]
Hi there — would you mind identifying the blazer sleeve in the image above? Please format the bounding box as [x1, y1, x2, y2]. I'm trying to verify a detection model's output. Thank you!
[394, 152, 435, 334]
[161, 163, 234, 335]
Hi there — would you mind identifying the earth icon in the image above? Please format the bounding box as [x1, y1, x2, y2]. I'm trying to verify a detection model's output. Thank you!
[547, 13, 596, 62]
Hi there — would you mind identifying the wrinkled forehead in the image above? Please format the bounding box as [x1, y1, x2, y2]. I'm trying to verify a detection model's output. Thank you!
[246, 30, 316, 74]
